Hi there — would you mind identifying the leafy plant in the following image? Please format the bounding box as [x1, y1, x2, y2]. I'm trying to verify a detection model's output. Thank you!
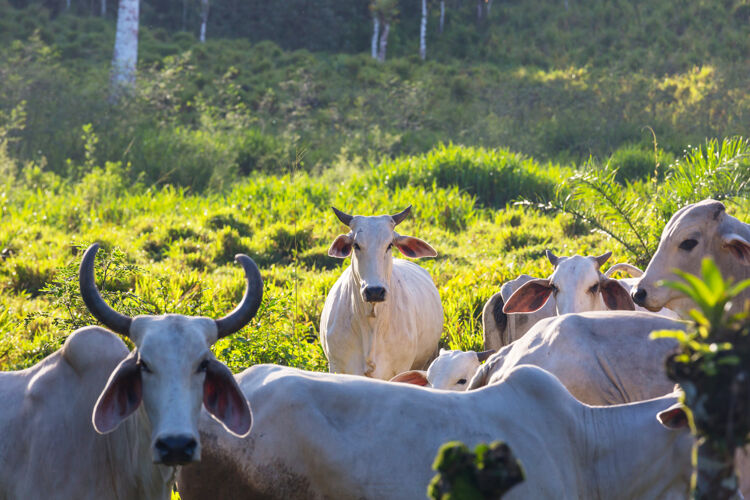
[428, 441, 525, 500]
[651, 258, 750, 499]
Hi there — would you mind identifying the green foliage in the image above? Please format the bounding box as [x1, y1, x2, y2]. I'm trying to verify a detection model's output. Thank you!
[651, 259, 750, 499]
[551, 137, 750, 266]
[428, 441, 525, 500]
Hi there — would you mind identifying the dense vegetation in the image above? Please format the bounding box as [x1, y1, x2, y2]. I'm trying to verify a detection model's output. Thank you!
[0, 0, 748, 373]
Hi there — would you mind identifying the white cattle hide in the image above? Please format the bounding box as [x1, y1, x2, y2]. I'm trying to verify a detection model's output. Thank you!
[320, 207, 443, 379]
[177, 364, 692, 500]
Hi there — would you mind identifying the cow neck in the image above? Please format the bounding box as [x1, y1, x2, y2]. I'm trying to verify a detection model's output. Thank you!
[103, 404, 175, 499]
[579, 397, 688, 499]
[349, 267, 393, 377]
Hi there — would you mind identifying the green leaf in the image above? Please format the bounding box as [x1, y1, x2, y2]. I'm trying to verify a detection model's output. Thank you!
[700, 257, 725, 297]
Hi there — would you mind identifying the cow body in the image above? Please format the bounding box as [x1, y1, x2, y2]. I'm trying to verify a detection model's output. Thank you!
[321, 208, 443, 379]
[0, 327, 173, 499]
[178, 364, 690, 500]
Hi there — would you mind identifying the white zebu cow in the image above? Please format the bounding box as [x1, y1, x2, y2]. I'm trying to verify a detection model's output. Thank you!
[320, 206, 443, 379]
[389, 348, 495, 390]
[177, 364, 692, 500]
[469, 311, 750, 498]
[482, 250, 648, 349]
[0, 244, 260, 499]
[633, 198, 750, 316]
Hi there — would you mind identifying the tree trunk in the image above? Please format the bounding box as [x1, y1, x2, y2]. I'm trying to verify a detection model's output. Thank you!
[110, 0, 139, 95]
[693, 438, 741, 500]
[487, 0, 492, 15]
[371, 16, 380, 59]
[66, 0, 71, 10]
[100, 0, 105, 16]
[564, 0, 569, 11]
[199, 0, 209, 43]
[182, 0, 187, 30]
[439, 0, 445, 34]
[378, 22, 390, 62]
[419, 0, 427, 60]
[477, 0, 483, 22]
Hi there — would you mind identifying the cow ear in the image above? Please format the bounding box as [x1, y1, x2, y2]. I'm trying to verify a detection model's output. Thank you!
[600, 278, 636, 311]
[721, 232, 750, 265]
[657, 403, 690, 430]
[93, 351, 142, 434]
[503, 279, 553, 313]
[390, 370, 429, 386]
[328, 234, 353, 258]
[203, 359, 252, 437]
[393, 235, 437, 258]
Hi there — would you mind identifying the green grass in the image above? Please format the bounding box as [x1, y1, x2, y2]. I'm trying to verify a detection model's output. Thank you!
[1, 139, 747, 372]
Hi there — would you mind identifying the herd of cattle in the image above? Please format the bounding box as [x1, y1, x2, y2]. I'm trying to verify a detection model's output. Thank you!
[0, 197, 748, 499]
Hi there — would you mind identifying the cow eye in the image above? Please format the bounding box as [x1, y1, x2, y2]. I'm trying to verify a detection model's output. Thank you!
[457, 379, 467, 385]
[197, 359, 209, 373]
[589, 283, 599, 294]
[549, 283, 558, 294]
[139, 360, 152, 373]
[353, 243, 361, 251]
[679, 239, 698, 251]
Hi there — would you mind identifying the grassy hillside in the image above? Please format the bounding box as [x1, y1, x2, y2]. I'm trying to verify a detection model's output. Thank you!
[1, 138, 748, 371]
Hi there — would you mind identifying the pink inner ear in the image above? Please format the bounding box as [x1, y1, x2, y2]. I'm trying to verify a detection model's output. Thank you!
[657, 406, 688, 429]
[503, 280, 553, 313]
[93, 355, 142, 434]
[328, 234, 353, 258]
[600, 279, 636, 311]
[203, 360, 252, 437]
[390, 370, 429, 386]
[724, 236, 750, 264]
[394, 236, 437, 258]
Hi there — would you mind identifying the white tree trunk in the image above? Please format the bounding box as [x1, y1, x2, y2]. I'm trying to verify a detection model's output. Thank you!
[439, 0, 445, 33]
[199, 0, 209, 43]
[487, 0, 492, 15]
[371, 16, 380, 59]
[378, 22, 390, 62]
[110, 0, 139, 93]
[100, 0, 105, 16]
[419, 0, 427, 60]
[564, 0, 569, 10]
[477, 0, 483, 22]
[65, 0, 70, 10]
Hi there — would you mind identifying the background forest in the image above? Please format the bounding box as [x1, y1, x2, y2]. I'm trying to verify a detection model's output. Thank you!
[0, 0, 748, 371]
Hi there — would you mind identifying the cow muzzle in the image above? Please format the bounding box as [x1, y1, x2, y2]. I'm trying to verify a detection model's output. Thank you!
[154, 434, 199, 465]
[363, 286, 387, 303]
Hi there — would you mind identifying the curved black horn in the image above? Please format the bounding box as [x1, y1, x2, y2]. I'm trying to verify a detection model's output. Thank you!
[476, 349, 496, 362]
[391, 205, 412, 226]
[215, 254, 264, 339]
[545, 249, 560, 267]
[332, 206, 353, 227]
[594, 251, 613, 269]
[79, 243, 133, 336]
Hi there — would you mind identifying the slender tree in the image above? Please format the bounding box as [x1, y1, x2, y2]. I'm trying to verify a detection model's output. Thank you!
[419, 0, 428, 60]
[199, 0, 210, 43]
[110, 0, 139, 95]
[439, 0, 445, 33]
[100, 0, 105, 17]
[371, 15, 380, 59]
[370, 0, 398, 62]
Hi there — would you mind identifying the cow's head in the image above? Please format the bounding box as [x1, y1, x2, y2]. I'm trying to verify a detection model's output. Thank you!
[632, 199, 750, 315]
[81, 244, 261, 466]
[327, 206, 436, 304]
[503, 250, 634, 315]
[390, 348, 495, 391]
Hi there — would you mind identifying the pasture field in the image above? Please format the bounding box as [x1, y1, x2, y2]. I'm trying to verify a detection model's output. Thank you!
[1, 138, 748, 373]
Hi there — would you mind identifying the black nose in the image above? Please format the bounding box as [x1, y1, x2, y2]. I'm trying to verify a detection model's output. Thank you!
[632, 288, 647, 306]
[363, 286, 386, 302]
[155, 435, 197, 465]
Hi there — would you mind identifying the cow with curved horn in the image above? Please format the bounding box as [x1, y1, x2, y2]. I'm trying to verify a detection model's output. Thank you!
[320, 206, 443, 379]
[0, 243, 262, 499]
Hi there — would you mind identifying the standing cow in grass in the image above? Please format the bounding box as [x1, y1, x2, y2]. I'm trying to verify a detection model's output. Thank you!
[320, 206, 443, 379]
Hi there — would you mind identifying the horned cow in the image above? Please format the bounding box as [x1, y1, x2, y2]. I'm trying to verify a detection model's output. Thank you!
[320, 206, 443, 379]
[0, 244, 262, 499]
